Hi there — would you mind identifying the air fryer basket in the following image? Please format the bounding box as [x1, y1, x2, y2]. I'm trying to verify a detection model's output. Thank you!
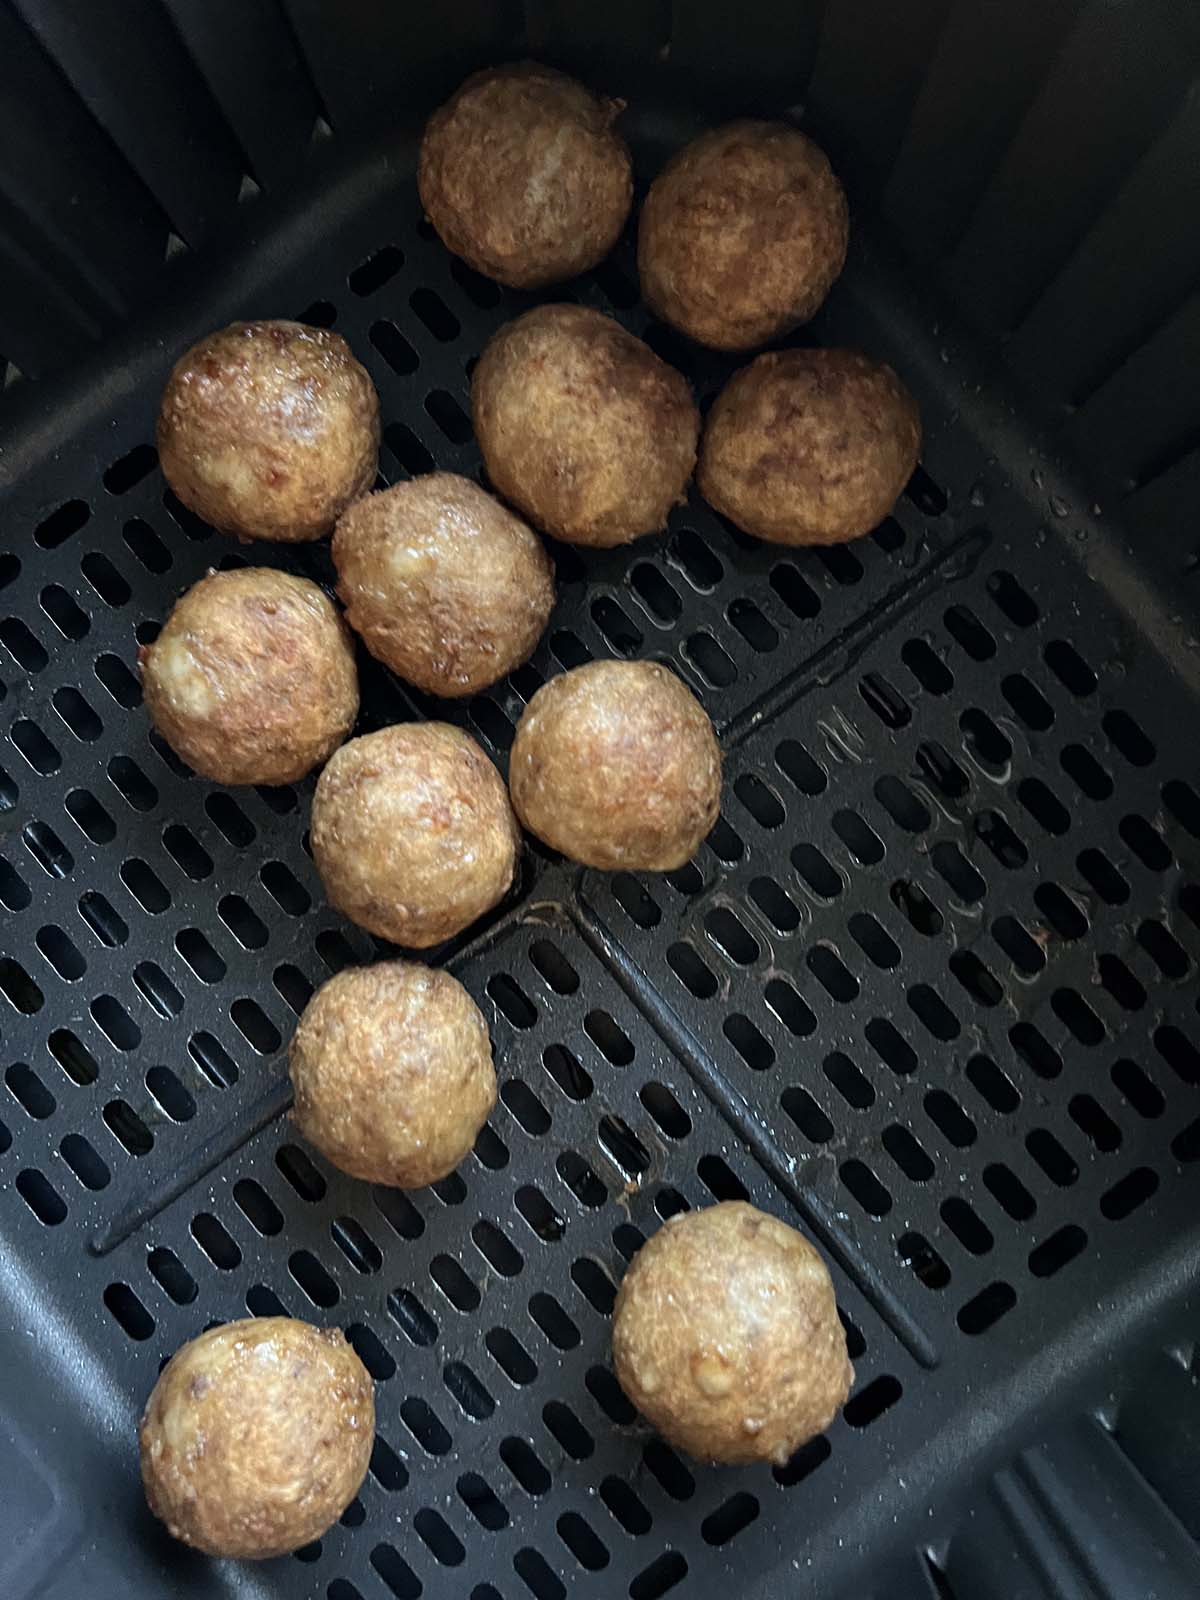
[1, 4, 1199, 1599]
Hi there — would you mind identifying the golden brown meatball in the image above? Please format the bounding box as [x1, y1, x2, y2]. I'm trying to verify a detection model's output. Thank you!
[698, 348, 921, 545]
[333, 473, 555, 697]
[157, 320, 380, 542]
[140, 1317, 374, 1559]
[612, 1202, 853, 1465]
[509, 660, 720, 869]
[639, 121, 848, 350]
[290, 959, 495, 1187]
[418, 62, 632, 288]
[139, 567, 358, 785]
[472, 305, 699, 547]
[311, 723, 519, 947]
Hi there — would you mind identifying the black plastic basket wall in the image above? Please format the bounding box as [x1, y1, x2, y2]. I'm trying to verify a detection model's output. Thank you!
[1, 4, 1199, 1600]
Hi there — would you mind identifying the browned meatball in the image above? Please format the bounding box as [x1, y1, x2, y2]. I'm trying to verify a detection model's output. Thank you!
[472, 305, 699, 547]
[139, 567, 358, 785]
[311, 723, 519, 946]
[419, 63, 632, 288]
[290, 959, 496, 1187]
[140, 1317, 374, 1559]
[612, 1202, 853, 1465]
[698, 348, 921, 545]
[333, 473, 555, 697]
[509, 660, 720, 869]
[639, 121, 848, 350]
[157, 320, 380, 542]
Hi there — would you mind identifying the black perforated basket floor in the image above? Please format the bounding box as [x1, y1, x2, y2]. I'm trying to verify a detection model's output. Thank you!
[2, 120, 1200, 1600]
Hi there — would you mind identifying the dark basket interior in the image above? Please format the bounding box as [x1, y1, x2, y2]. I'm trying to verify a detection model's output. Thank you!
[1, 5, 1199, 1600]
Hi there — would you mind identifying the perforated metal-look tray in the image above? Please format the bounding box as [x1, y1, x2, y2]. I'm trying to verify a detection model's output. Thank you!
[1, 121, 1199, 1600]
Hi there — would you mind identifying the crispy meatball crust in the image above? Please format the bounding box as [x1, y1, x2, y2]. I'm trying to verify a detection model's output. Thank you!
[639, 121, 848, 350]
[157, 320, 380, 543]
[612, 1202, 853, 1466]
[698, 347, 921, 545]
[310, 723, 519, 947]
[418, 62, 632, 288]
[333, 473, 555, 697]
[139, 567, 358, 785]
[139, 1317, 374, 1559]
[509, 660, 721, 869]
[472, 304, 699, 547]
[290, 959, 496, 1188]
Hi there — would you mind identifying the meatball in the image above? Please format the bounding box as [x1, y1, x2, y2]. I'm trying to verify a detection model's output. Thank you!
[139, 567, 358, 785]
[639, 121, 848, 350]
[290, 959, 495, 1188]
[333, 473, 555, 697]
[419, 62, 632, 288]
[310, 723, 519, 947]
[472, 304, 699, 547]
[698, 348, 921, 545]
[157, 320, 380, 542]
[509, 660, 720, 869]
[612, 1202, 853, 1466]
[140, 1317, 374, 1559]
